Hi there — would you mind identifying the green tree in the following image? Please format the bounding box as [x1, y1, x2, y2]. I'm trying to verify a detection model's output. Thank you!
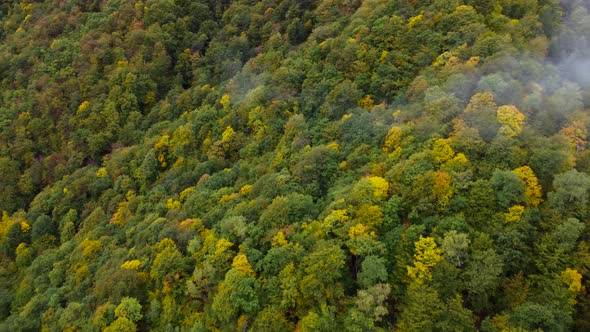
[490, 170, 525, 209]
[0, 158, 21, 213]
[115, 297, 142, 322]
[464, 249, 503, 312]
[442, 230, 470, 268]
[396, 282, 443, 331]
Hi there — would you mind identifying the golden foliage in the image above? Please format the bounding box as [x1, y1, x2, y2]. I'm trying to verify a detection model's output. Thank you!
[0, 211, 15, 240]
[368, 176, 389, 199]
[433, 170, 453, 209]
[407, 13, 423, 29]
[232, 254, 255, 277]
[323, 209, 349, 231]
[504, 205, 525, 223]
[442, 153, 469, 172]
[561, 120, 587, 151]
[464, 92, 496, 113]
[407, 236, 442, 283]
[348, 223, 372, 240]
[81, 239, 102, 258]
[96, 167, 108, 178]
[272, 231, 289, 247]
[166, 198, 181, 209]
[154, 135, 170, 167]
[432, 138, 455, 164]
[121, 260, 142, 270]
[497, 105, 525, 137]
[221, 126, 235, 143]
[383, 126, 403, 154]
[513, 166, 542, 207]
[358, 95, 375, 110]
[110, 200, 131, 227]
[20, 220, 30, 233]
[214, 239, 233, 257]
[562, 268, 583, 294]
[239, 184, 253, 195]
[179, 187, 195, 201]
[327, 142, 340, 152]
[77, 100, 90, 114]
[355, 204, 384, 228]
[219, 193, 238, 203]
[220, 94, 231, 111]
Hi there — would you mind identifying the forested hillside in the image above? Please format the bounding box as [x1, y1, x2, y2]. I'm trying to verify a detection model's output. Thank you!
[0, 0, 589, 330]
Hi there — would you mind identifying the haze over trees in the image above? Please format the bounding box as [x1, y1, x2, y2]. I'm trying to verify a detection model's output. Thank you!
[0, 0, 590, 330]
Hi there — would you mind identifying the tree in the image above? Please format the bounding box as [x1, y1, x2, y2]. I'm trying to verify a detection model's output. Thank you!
[512, 166, 543, 207]
[353, 283, 390, 324]
[463, 92, 499, 142]
[442, 230, 470, 268]
[291, 146, 340, 198]
[383, 126, 403, 156]
[548, 169, 590, 217]
[396, 282, 443, 331]
[211, 268, 259, 327]
[464, 249, 503, 312]
[552, 218, 585, 252]
[320, 80, 362, 120]
[497, 105, 525, 137]
[509, 302, 569, 331]
[407, 236, 443, 283]
[435, 295, 476, 331]
[0, 158, 21, 213]
[433, 170, 454, 210]
[149, 239, 188, 289]
[349, 176, 389, 205]
[503, 205, 525, 223]
[490, 169, 525, 209]
[114, 297, 142, 322]
[251, 306, 292, 332]
[561, 268, 583, 300]
[357, 255, 388, 288]
[432, 138, 455, 164]
[299, 243, 346, 306]
[561, 120, 587, 153]
[104, 317, 137, 332]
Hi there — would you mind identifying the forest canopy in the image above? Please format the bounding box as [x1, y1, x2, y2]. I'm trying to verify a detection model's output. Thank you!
[1, 0, 590, 331]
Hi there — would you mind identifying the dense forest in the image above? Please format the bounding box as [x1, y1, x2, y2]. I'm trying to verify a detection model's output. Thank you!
[0, 0, 589, 330]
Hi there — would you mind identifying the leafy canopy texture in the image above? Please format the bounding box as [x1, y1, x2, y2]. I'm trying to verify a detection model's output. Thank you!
[0, 0, 590, 331]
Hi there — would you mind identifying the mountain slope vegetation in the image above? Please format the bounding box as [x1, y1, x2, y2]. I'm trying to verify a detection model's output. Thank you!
[1, 0, 590, 330]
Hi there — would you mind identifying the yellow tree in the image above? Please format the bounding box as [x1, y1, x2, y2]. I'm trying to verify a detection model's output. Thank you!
[562, 120, 587, 164]
[562, 268, 583, 293]
[222, 126, 235, 143]
[154, 135, 171, 167]
[433, 170, 453, 210]
[441, 153, 469, 172]
[464, 92, 496, 114]
[561, 268, 584, 304]
[503, 205, 525, 223]
[383, 126, 403, 157]
[368, 176, 389, 199]
[407, 236, 442, 283]
[111, 201, 131, 227]
[561, 120, 587, 150]
[232, 253, 255, 278]
[512, 166, 543, 207]
[497, 105, 525, 137]
[220, 94, 231, 112]
[432, 139, 455, 164]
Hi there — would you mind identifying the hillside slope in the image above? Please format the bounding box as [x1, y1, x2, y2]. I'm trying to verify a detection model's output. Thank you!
[1, 0, 590, 331]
